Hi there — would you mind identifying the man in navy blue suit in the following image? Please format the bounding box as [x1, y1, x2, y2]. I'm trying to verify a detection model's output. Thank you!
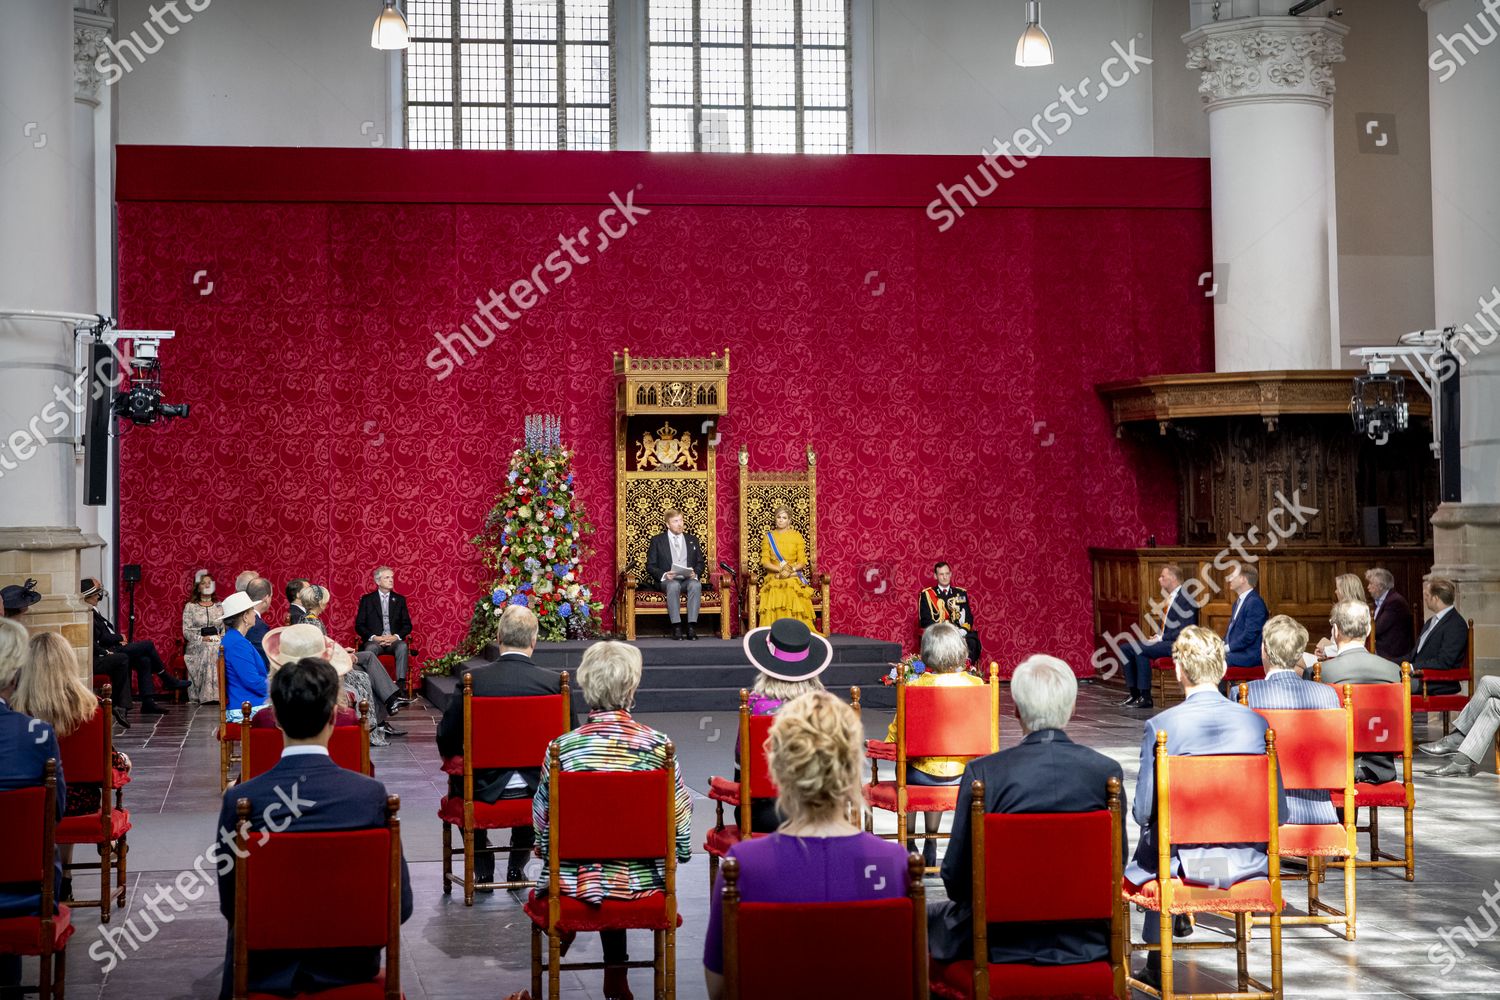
[1120, 563, 1199, 710]
[1126, 626, 1287, 990]
[1245, 616, 1340, 825]
[929, 654, 1126, 967]
[1223, 565, 1268, 669]
[0, 618, 66, 989]
[216, 656, 412, 999]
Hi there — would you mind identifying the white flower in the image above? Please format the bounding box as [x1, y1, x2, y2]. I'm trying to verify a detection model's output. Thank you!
[537, 580, 554, 595]
[564, 572, 575, 582]
[566, 584, 581, 599]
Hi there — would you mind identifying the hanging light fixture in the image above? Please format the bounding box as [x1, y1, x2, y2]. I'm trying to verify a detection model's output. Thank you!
[371, 0, 409, 50]
[1015, 0, 1054, 67]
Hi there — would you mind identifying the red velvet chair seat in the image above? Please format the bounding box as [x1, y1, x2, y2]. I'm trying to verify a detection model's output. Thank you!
[631, 588, 722, 608]
[707, 776, 740, 802]
[437, 796, 531, 829]
[0, 905, 74, 953]
[931, 957, 1116, 1000]
[1332, 783, 1407, 808]
[1224, 665, 1265, 682]
[866, 781, 960, 812]
[1278, 823, 1350, 858]
[56, 808, 131, 844]
[1413, 694, 1467, 712]
[1123, 876, 1281, 914]
[523, 891, 683, 932]
[247, 972, 398, 999]
[220, 721, 242, 740]
[704, 825, 741, 855]
[111, 768, 131, 789]
[1150, 656, 1174, 671]
[440, 756, 464, 777]
[864, 739, 898, 762]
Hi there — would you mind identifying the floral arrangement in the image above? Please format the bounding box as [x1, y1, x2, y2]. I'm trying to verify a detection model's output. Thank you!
[881, 653, 985, 686]
[427, 415, 604, 675]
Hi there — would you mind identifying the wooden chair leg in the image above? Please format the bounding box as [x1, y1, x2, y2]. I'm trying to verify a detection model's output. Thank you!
[54, 946, 66, 1000]
[40, 939, 53, 1000]
[441, 822, 452, 893]
[665, 923, 677, 1000]
[548, 929, 562, 1000]
[1367, 806, 1380, 860]
[708, 853, 718, 893]
[1235, 911, 1249, 991]
[654, 929, 665, 1000]
[219, 739, 230, 791]
[1345, 852, 1357, 941]
[1270, 905, 1284, 1000]
[1158, 909, 1174, 999]
[531, 925, 543, 1000]
[116, 835, 128, 909]
[462, 825, 475, 906]
[1403, 803, 1415, 882]
[99, 842, 112, 923]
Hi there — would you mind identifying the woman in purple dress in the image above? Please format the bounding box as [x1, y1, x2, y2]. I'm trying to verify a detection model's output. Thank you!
[704, 690, 914, 998]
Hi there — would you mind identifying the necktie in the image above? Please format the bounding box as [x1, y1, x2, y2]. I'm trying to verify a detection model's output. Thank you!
[1417, 615, 1436, 651]
[381, 593, 390, 634]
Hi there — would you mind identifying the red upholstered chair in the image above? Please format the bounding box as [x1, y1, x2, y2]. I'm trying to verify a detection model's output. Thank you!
[1239, 684, 1359, 941]
[1411, 618, 1474, 732]
[1122, 733, 1284, 1000]
[930, 777, 1126, 1000]
[1328, 663, 1416, 881]
[56, 686, 130, 923]
[721, 854, 929, 1000]
[1223, 664, 1265, 685]
[217, 651, 242, 790]
[1149, 657, 1185, 708]
[241, 700, 373, 779]
[439, 671, 571, 904]
[363, 631, 420, 700]
[524, 744, 682, 1000]
[0, 761, 73, 1000]
[705, 686, 861, 889]
[866, 666, 1000, 871]
[229, 795, 404, 1000]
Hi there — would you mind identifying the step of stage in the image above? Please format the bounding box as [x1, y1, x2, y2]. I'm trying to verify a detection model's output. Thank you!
[420, 633, 903, 713]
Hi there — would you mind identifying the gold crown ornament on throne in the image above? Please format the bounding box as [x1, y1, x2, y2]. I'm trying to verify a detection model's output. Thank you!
[636, 421, 699, 471]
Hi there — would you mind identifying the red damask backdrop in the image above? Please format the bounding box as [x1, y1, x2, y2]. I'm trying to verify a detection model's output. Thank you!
[115, 147, 1209, 675]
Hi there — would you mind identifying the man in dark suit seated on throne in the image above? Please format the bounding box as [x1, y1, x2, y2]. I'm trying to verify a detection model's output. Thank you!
[918, 562, 981, 663]
[645, 509, 707, 640]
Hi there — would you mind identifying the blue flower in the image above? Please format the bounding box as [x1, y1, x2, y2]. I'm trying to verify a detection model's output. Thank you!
[557, 602, 573, 617]
[565, 522, 574, 533]
[554, 564, 570, 578]
[539, 485, 550, 496]
[491, 588, 508, 606]
[582, 587, 592, 600]
[520, 582, 533, 593]
[507, 470, 518, 483]
[509, 594, 528, 606]
[912, 660, 926, 674]
[578, 604, 590, 618]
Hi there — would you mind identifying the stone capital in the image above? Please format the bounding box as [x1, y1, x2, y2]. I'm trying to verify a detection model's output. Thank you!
[73, 6, 114, 107]
[1183, 16, 1349, 111]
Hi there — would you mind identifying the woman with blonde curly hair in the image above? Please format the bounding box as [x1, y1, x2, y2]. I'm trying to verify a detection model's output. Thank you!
[702, 690, 913, 999]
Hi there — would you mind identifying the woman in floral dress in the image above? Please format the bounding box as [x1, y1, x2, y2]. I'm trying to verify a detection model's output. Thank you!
[182, 569, 225, 703]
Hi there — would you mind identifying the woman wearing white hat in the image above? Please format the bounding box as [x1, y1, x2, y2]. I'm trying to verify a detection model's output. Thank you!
[221, 591, 269, 722]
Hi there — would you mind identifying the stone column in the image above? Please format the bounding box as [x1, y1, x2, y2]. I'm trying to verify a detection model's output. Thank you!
[0, 2, 100, 672]
[1183, 16, 1349, 372]
[1423, 0, 1500, 683]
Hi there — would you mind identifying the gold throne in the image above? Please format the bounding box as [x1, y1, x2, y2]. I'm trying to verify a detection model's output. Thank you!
[739, 444, 832, 635]
[614, 350, 733, 641]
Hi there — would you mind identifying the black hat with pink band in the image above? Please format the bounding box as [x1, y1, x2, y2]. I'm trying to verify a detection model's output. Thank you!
[741, 618, 833, 682]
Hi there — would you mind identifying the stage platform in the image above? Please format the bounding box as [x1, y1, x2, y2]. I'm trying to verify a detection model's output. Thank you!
[420, 633, 903, 713]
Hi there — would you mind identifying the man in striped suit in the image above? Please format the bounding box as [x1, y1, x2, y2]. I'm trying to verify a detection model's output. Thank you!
[1245, 615, 1339, 825]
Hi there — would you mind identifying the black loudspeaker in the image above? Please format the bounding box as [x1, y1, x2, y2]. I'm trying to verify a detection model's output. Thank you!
[1438, 352, 1462, 503]
[122, 564, 142, 583]
[1360, 507, 1387, 547]
[83, 342, 115, 506]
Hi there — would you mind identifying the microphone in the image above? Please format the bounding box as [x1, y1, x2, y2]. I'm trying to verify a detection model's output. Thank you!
[719, 560, 737, 577]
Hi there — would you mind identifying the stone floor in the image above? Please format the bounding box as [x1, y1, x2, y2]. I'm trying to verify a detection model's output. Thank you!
[22, 682, 1500, 999]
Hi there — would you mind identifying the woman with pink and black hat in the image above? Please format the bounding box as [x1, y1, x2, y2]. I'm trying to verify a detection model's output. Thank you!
[737, 618, 832, 833]
[253, 623, 369, 735]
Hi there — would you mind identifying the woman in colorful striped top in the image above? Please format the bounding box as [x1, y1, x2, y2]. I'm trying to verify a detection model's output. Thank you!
[532, 640, 692, 997]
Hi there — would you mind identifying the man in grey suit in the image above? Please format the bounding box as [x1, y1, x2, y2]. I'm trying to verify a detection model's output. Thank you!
[1246, 616, 1340, 826]
[1418, 676, 1500, 778]
[1319, 600, 1401, 783]
[1127, 626, 1286, 991]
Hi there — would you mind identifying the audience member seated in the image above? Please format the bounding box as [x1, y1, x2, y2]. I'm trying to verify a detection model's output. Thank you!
[1417, 667, 1500, 780]
[183, 569, 226, 704]
[214, 656, 413, 1000]
[285, 577, 309, 626]
[1365, 568, 1414, 662]
[1245, 616, 1339, 825]
[532, 641, 692, 1000]
[1317, 574, 1369, 657]
[0, 617, 66, 991]
[1410, 577, 1467, 696]
[299, 584, 408, 740]
[85, 577, 186, 725]
[436, 605, 574, 886]
[1119, 562, 1199, 710]
[703, 691, 911, 1000]
[1223, 564, 1268, 669]
[928, 653, 1125, 969]
[254, 626, 363, 730]
[221, 591, 269, 723]
[885, 622, 983, 867]
[1125, 626, 1286, 991]
[233, 569, 258, 593]
[243, 577, 273, 668]
[1318, 600, 1401, 783]
[2, 578, 42, 620]
[356, 566, 413, 684]
[736, 618, 830, 833]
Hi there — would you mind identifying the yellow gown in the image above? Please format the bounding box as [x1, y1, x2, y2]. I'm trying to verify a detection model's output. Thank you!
[758, 528, 815, 627]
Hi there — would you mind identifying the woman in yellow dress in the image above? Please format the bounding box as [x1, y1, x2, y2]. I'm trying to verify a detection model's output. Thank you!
[758, 504, 815, 627]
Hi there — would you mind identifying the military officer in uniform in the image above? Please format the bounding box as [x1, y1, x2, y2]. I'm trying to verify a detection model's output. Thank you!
[918, 562, 981, 663]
